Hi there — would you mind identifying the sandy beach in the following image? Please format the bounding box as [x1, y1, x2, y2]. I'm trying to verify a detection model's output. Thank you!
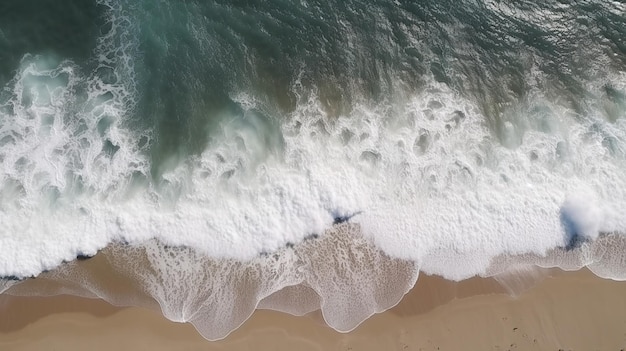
[1, 268, 625, 350]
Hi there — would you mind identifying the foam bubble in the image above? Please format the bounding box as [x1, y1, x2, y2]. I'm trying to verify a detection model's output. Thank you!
[487, 233, 626, 281]
[561, 190, 602, 242]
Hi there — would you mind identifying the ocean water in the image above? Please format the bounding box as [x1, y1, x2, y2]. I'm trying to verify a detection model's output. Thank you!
[1, 0, 626, 340]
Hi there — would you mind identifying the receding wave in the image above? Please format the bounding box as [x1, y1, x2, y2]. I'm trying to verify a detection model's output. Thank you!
[3, 225, 626, 340]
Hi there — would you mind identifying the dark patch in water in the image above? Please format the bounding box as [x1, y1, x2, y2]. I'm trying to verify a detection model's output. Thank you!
[559, 210, 588, 251]
[0, 0, 105, 84]
[1, 275, 23, 281]
[76, 253, 94, 261]
[259, 251, 285, 261]
[332, 211, 363, 225]
[102, 139, 120, 158]
[115, 238, 131, 246]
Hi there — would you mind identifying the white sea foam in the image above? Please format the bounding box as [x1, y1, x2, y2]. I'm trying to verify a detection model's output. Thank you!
[0, 0, 147, 276]
[561, 190, 602, 241]
[0, 66, 626, 279]
[2, 63, 626, 280]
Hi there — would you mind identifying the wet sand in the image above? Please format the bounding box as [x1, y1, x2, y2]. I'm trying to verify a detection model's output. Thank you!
[1, 268, 626, 350]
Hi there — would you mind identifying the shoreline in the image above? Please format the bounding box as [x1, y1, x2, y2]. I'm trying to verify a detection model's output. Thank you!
[2, 268, 626, 350]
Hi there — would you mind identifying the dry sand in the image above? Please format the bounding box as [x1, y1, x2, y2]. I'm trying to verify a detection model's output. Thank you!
[1, 268, 626, 350]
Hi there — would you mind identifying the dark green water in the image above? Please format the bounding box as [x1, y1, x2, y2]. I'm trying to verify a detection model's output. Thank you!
[0, 0, 103, 84]
[3, 0, 624, 177]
